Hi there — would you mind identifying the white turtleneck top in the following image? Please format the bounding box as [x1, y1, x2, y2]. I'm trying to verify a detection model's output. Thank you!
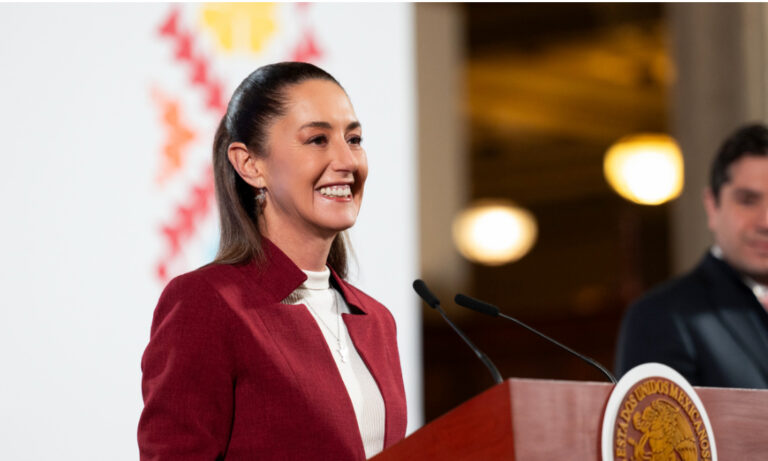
[286, 268, 386, 459]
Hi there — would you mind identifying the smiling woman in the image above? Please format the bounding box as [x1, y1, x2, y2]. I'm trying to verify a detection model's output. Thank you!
[227, 78, 369, 270]
[138, 62, 407, 460]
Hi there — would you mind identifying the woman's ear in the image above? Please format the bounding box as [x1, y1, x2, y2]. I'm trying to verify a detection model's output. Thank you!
[227, 142, 266, 188]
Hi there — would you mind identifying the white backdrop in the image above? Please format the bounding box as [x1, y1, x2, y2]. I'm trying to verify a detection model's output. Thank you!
[0, 4, 421, 458]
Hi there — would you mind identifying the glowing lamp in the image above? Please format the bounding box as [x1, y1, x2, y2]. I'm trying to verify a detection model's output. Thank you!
[603, 134, 684, 205]
[452, 200, 538, 266]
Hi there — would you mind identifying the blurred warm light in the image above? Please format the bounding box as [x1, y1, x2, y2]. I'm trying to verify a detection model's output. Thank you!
[603, 133, 684, 205]
[452, 200, 538, 266]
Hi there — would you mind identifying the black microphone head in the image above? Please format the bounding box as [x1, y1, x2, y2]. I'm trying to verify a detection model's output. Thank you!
[454, 293, 500, 317]
[413, 279, 440, 309]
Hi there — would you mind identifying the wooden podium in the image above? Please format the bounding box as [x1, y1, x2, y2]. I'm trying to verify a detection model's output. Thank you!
[372, 378, 768, 460]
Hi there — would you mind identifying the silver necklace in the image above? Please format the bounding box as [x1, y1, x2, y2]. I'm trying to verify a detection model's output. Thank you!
[306, 291, 349, 363]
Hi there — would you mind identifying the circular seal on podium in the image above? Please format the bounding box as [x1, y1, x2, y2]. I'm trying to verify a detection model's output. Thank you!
[601, 363, 717, 461]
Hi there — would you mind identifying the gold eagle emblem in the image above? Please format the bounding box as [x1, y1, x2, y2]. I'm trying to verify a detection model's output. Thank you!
[632, 399, 697, 461]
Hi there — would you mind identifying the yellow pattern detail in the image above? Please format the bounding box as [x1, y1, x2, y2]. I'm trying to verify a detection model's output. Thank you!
[200, 3, 277, 54]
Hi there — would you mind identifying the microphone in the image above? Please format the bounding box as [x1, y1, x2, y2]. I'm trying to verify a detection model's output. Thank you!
[413, 280, 503, 385]
[454, 293, 617, 384]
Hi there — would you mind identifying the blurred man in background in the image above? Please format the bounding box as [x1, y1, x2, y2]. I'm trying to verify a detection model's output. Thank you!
[615, 123, 768, 389]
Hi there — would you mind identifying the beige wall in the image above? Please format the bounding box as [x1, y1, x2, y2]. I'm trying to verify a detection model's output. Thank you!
[415, 4, 469, 296]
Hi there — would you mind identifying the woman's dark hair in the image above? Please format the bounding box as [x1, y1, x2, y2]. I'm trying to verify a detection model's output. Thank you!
[212, 62, 349, 277]
[710, 123, 768, 202]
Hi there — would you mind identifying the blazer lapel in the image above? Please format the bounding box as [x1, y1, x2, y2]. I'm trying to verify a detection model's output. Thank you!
[342, 312, 403, 448]
[333, 273, 405, 448]
[232, 240, 367, 458]
[254, 301, 366, 457]
[702, 255, 768, 379]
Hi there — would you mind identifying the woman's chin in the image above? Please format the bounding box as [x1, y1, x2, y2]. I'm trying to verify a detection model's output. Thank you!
[325, 220, 357, 233]
[316, 216, 358, 235]
[311, 206, 359, 232]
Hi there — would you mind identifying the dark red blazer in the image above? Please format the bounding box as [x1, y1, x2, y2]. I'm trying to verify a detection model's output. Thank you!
[138, 240, 407, 460]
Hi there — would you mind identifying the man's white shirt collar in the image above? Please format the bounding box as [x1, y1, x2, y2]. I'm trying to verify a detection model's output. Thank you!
[711, 245, 768, 300]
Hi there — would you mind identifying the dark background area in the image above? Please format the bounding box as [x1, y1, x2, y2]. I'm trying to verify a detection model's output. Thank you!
[422, 3, 673, 422]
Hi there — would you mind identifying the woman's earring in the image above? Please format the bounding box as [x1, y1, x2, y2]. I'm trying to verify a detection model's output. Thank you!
[255, 188, 267, 213]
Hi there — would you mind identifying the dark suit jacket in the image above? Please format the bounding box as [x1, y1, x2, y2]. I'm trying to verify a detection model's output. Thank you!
[138, 239, 407, 460]
[615, 252, 768, 389]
